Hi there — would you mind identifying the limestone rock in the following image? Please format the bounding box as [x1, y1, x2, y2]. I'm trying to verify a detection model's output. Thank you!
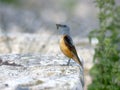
[0, 54, 84, 90]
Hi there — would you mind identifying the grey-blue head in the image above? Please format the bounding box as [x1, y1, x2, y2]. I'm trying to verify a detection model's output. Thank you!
[56, 24, 70, 36]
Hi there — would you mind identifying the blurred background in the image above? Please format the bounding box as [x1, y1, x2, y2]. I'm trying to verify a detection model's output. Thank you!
[0, 0, 119, 90]
[0, 0, 99, 37]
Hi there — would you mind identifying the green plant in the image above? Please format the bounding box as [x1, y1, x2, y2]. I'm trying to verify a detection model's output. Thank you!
[88, 0, 120, 90]
[0, 0, 20, 5]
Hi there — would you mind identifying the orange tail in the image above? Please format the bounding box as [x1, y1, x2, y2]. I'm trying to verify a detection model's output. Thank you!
[72, 55, 83, 67]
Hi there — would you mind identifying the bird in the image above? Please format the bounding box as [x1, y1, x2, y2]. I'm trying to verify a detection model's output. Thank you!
[56, 24, 83, 67]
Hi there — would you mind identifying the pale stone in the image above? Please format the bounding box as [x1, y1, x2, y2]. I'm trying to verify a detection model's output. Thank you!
[0, 54, 84, 90]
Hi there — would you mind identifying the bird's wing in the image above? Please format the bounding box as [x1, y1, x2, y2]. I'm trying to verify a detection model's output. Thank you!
[63, 35, 77, 55]
[63, 35, 83, 66]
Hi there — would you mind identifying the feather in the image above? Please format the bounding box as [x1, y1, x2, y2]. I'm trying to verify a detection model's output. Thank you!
[63, 35, 83, 66]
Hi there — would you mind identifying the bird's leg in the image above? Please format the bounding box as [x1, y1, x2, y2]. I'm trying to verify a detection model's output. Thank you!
[67, 59, 71, 66]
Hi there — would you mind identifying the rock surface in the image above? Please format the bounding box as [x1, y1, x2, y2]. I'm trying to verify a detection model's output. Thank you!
[0, 54, 84, 90]
[0, 33, 94, 90]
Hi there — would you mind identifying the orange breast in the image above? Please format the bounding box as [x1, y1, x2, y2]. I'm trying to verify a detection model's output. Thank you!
[59, 36, 73, 58]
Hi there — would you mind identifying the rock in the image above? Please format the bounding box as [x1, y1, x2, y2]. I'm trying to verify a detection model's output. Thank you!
[0, 54, 84, 90]
[0, 33, 94, 90]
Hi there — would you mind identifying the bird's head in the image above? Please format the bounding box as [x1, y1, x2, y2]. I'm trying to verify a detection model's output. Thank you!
[56, 24, 70, 35]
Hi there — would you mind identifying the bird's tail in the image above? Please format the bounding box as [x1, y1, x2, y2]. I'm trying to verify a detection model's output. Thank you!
[73, 55, 83, 67]
[73, 55, 84, 87]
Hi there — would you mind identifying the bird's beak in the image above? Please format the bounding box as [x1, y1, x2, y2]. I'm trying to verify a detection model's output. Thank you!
[56, 24, 61, 29]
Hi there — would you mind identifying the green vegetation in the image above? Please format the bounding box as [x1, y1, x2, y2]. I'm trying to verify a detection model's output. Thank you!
[0, 0, 20, 5]
[88, 0, 120, 90]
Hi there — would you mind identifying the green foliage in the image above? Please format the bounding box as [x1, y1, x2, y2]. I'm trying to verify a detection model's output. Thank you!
[88, 0, 120, 90]
[0, 0, 20, 5]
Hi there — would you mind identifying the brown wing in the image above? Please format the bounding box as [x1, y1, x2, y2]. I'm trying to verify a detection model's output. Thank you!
[63, 35, 82, 66]
[63, 35, 77, 56]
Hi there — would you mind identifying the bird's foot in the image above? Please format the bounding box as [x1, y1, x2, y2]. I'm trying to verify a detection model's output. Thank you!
[67, 59, 71, 66]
